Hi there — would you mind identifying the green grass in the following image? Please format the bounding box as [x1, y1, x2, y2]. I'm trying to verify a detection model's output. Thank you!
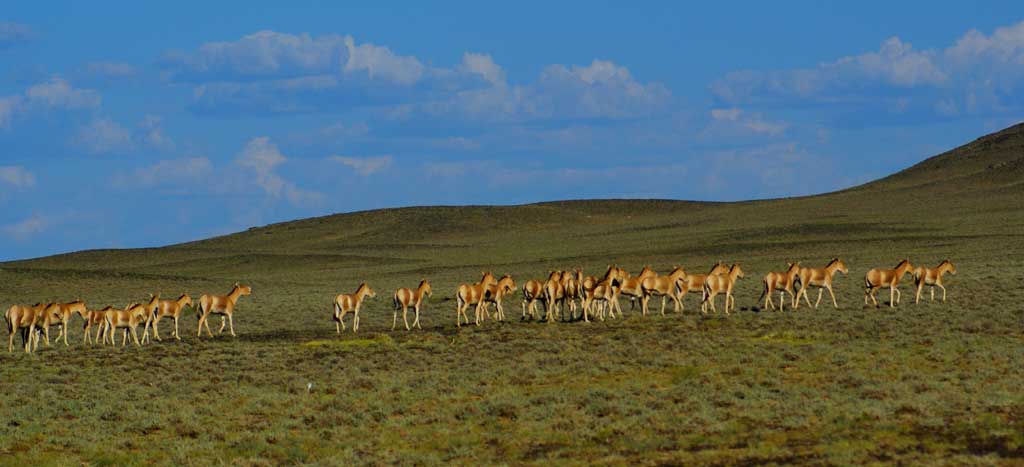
[0, 124, 1023, 465]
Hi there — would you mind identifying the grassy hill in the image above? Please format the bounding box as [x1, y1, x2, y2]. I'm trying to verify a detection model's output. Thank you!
[1, 124, 1023, 465]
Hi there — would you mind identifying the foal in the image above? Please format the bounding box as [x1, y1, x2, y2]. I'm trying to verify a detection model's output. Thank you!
[48, 300, 87, 346]
[760, 262, 801, 311]
[334, 283, 375, 333]
[149, 294, 192, 341]
[83, 307, 113, 345]
[393, 280, 431, 330]
[913, 260, 956, 304]
[456, 272, 497, 327]
[520, 279, 545, 320]
[702, 264, 745, 315]
[480, 275, 516, 322]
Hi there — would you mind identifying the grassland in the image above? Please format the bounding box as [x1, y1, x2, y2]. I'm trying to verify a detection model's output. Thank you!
[0, 124, 1023, 465]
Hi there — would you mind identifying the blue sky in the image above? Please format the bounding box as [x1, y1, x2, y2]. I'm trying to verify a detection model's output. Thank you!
[1, 2, 1022, 260]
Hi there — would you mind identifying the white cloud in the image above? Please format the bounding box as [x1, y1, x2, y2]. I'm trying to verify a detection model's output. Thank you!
[113, 157, 212, 187]
[75, 118, 132, 154]
[73, 115, 175, 155]
[707, 108, 787, 137]
[165, 31, 670, 122]
[433, 136, 481, 151]
[0, 96, 20, 128]
[235, 137, 322, 205]
[2, 214, 48, 240]
[840, 37, 947, 87]
[319, 121, 370, 138]
[329, 155, 393, 176]
[459, 53, 505, 85]
[414, 59, 670, 122]
[712, 37, 945, 103]
[0, 77, 101, 129]
[25, 77, 102, 110]
[711, 108, 743, 121]
[163, 31, 427, 87]
[533, 60, 671, 119]
[161, 30, 350, 81]
[137, 115, 174, 150]
[237, 136, 286, 182]
[945, 21, 1024, 68]
[343, 36, 424, 85]
[0, 22, 33, 48]
[80, 61, 138, 79]
[0, 166, 36, 188]
[712, 20, 1024, 118]
[744, 118, 788, 136]
[697, 142, 837, 199]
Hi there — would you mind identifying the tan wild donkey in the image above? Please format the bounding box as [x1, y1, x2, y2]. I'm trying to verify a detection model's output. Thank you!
[334, 283, 375, 333]
[393, 280, 431, 330]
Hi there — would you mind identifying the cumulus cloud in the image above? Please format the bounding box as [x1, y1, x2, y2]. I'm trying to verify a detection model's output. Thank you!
[318, 121, 370, 139]
[343, 36, 424, 85]
[73, 115, 175, 155]
[0, 96, 20, 128]
[698, 142, 835, 199]
[163, 31, 428, 88]
[432, 136, 481, 151]
[0, 22, 33, 48]
[532, 60, 671, 119]
[237, 136, 287, 195]
[459, 52, 505, 85]
[945, 21, 1024, 69]
[112, 157, 212, 187]
[414, 59, 671, 123]
[711, 37, 945, 103]
[2, 214, 48, 240]
[136, 115, 174, 150]
[163, 31, 669, 122]
[709, 108, 788, 136]
[710, 108, 743, 121]
[235, 137, 322, 205]
[0, 166, 36, 188]
[24, 77, 102, 110]
[79, 61, 138, 80]
[329, 155, 393, 176]
[712, 20, 1024, 118]
[0, 77, 101, 129]
[74, 118, 132, 154]
[161, 30, 351, 82]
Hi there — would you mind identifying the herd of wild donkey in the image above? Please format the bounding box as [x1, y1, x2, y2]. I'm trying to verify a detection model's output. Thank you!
[5, 259, 956, 353]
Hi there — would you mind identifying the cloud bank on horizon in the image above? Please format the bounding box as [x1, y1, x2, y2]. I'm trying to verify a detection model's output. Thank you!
[1, 3, 1022, 260]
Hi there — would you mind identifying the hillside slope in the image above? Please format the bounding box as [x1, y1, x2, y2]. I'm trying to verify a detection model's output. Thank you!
[5, 122, 1022, 274]
[855, 121, 1024, 193]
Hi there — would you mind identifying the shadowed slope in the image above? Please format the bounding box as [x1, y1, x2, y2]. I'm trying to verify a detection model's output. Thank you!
[855, 121, 1024, 193]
